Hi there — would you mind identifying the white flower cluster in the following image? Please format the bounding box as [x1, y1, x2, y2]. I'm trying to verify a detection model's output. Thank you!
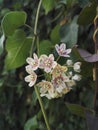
[25, 43, 82, 99]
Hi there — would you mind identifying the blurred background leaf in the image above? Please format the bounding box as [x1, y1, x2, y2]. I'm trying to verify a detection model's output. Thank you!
[42, 0, 55, 14]
[65, 102, 95, 118]
[50, 24, 60, 45]
[60, 16, 79, 47]
[24, 116, 38, 130]
[78, 2, 97, 25]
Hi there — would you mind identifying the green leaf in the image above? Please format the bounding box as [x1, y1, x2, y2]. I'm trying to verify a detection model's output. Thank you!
[50, 25, 60, 45]
[71, 47, 84, 61]
[0, 35, 5, 55]
[78, 0, 90, 7]
[78, 3, 97, 25]
[1, 11, 27, 36]
[65, 102, 95, 118]
[39, 40, 52, 55]
[24, 116, 38, 130]
[66, 0, 77, 7]
[60, 16, 79, 47]
[5, 29, 32, 70]
[42, 0, 55, 14]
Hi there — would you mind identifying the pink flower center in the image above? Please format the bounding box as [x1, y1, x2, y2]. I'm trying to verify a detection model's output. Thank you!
[44, 59, 52, 68]
[53, 75, 64, 85]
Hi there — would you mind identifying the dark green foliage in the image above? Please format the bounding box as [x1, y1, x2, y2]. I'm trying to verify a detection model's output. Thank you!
[0, 0, 97, 130]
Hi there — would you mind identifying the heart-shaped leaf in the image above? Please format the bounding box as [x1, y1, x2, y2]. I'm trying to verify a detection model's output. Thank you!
[2, 11, 27, 36]
[5, 29, 32, 70]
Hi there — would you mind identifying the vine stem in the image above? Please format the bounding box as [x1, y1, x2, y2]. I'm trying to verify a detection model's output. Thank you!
[29, 0, 51, 130]
[93, 7, 98, 111]
[34, 86, 51, 130]
[30, 0, 42, 57]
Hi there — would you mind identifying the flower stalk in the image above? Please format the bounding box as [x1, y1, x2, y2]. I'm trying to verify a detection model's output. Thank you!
[29, 0, 51, 130]
[34, 86, 51, 130]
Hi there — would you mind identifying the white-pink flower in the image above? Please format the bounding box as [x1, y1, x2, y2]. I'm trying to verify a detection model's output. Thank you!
[25, 71, 37, 87]
[37, 80, 55, 99]
[26, 53, 39, 71]
[39, 54, 57, 73]
[51, 64, 68, 77]
[25, 65, 34, 74]
[72, 74, 81, 81]
[55, 43, 71, 57]
[52, 74, 69, 93]
[73, 62, 81, 72]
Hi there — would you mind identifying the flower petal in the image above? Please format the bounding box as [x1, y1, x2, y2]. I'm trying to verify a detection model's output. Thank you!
[66, 60, 73, 65]
[55, 43, 71, 57]
[25, 75, 32, 82]
[29, 81, 36, 87]
[25, 71, 37, 87]
[33, 53, 38, 60]
[66, 80, 76, 87]
[26, 57, 34, 65]
[39, 54, 57, 73]
[55, 44, 59, 52]
[56, 87, 63, 93]
[52, 61, 57, 69]
[39, 55, 47, 68]
[72, 74, 81, 81]
[40, 54, 47, 60]
[49, 54, 54, 61]
[60, 43, 66, 51]
[66, 49, 72, 54]
[40, 93, 52, 99]
[25, 65, 33, 74]
[74, 62, 81, 72]
[44, 67, 51, 73]
[62, 54, 70, 57]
